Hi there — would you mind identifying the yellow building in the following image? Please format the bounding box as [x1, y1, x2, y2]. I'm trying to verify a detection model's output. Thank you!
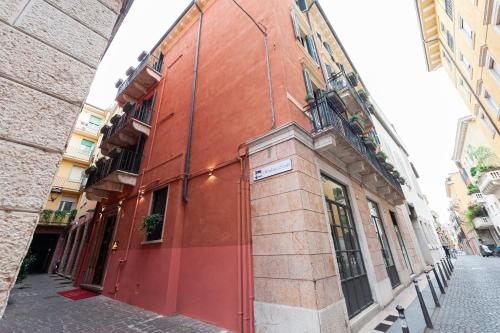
[415, 0, 500, 153]
[29, 104, 108, 275]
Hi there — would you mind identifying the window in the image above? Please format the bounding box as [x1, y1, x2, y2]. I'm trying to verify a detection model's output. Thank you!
[303, 68, 314, 97]
[153, 52, 164, 72]
[440, 22, 445, 33]
[58, 197, 76, 212]
[479, 108, 496, 136]
[325, 64, 334, 81]
[492, 1, 500, 32]
[483, 89, 500, 117]
[68, 166, 85, 182]
[88, 115, 102, 131]
[446, 31, 454, 51]
[459, 77, 472, 100]
[79, 139, 95, 156]
[137, 94, 155, 125]
[296, 0, 307, 11]
[459, 17, 474, 43]
[459, 52, 472, 76]
[322, 175, 372, 317]
[444, 0, 453, 19]
[146, 187, 168, 241]
[486, 53, 500, 82]
[291, 10, 319, 63]
[323, 41, 335, 61]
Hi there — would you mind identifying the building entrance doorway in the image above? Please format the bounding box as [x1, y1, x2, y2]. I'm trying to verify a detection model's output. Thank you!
[29, 233, 60, 273]
[322, 176, 373, 318]
[91, 215, 117, 286]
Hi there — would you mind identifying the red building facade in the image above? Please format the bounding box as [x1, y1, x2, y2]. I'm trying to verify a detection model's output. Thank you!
[76, 1, 427, 332]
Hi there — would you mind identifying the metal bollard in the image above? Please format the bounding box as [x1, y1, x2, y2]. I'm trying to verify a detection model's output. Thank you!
[441, 259, 450, 280]
[447, 256, 454, 271]
[431, 264, 445, 294]
[437, 263, 448, 288]
[443, 257, 452, 275]
[413, 279, 433, 328]
[425, 271, 440, 307]
[396, 305, 411, 333]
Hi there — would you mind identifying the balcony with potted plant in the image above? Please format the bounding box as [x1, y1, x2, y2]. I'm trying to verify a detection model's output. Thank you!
[115, 51, 163, 107]
[348, 114, 365, 135]
[99, 102, 153, 156]
[304, 96, 404, 205]
[477, 166, 500, 196]
[465, 203, 492, 229]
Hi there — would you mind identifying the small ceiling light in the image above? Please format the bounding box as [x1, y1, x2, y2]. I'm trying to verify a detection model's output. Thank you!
[208, 169, 213, 176]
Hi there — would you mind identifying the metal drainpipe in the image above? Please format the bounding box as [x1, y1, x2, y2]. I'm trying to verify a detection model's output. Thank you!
[182, 0, 203, 203]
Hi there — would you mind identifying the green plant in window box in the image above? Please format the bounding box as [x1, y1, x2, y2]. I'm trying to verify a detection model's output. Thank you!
[53, 210, 67, 223]
[348, 114, 365, 134]
[141, 213, 162, 236]
[376, 151, 387, 163]
[467, 184, 480, 195]
[392, 170, 400, 178]
[41, 209, 54, 222]
[305, 94, 315, 104]
[69, 209, 78, 222]
[465, 204, 487, 222]
[384, 162, 395, 171]
[363, 135, 377, 152]
[398, 176, 406, 185]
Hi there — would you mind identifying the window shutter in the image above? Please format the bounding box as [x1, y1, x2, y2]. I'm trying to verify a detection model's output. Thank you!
[306, 35, 319, 62]
[323, 42, 334, 58]
[325, 64, 333, 81]
[291, 10, 301, 42]
[303, 69, 314, 96]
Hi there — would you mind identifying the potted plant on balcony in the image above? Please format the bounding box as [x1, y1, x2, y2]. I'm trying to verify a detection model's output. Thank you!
[349, 114, 365, 135]
[398, 176, 406, 185]
[53, 210, 67, 223]
[140, 213, 162, 237]
[392, 170, 400, 178]
[465, 204, 488, 223]
[347, 72, 358, 87]
[41, 209, 53, 223]
[467, 184, 480, 195]
[69, 209, 77, 222]
[376, 151, 387, 163]
[358, 89, 368, 102]
[305, 94, 315, 104]
[384, 162, 395, 171]
[363, 135, 377, 152]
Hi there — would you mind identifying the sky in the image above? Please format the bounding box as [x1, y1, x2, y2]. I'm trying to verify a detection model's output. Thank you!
[86, 0, 470, 222]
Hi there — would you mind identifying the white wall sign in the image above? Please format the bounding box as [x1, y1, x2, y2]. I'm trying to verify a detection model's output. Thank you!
[253, 159, 292, 181]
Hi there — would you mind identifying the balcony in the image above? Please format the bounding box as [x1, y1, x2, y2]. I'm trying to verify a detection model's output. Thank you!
[470, 192, 485, 204]
[74, 120, 100, 137]
[64, 144, 94, 163]
[328, 72, 373, 128]
[116, 52, 163, 106]
[477, 169, 500, 196]
[38, 210, 75, 226]
[305, 96, 404, 205]
[85, 147, 143, 201]
[52, 176, 82, 193]
[473, 217, 493, 230]
[99, 103, 152, 156]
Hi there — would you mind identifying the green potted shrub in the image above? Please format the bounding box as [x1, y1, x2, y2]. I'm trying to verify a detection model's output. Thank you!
[347, 72, 358, 87]
[467, 184, 480, 195]
[392, 170, 400, 178]
[398, 176, 406, 185]
[305, 94, 315, 104]
[465, 204, 487, 222]
[349, 114, 365, 134]
[376, 151, 387, 163]
[53, 210, 67, 223]
[40, 209, 54, 223]
[363, 135, 377, 152]
[69, 209, 78, 222]
[384, 162, 395, 171]
[140, 213, 162, 237]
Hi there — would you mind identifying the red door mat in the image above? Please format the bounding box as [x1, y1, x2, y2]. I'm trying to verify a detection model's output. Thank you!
[57, 288, 98, 300]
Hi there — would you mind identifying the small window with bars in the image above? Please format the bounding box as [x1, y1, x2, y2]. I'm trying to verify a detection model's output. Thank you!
[444, 0, 453, 19]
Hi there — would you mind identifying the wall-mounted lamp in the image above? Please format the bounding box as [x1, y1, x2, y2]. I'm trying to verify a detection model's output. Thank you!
[112, 241, 119, 251]
[49, 188, 61, 201]
[138, 188, 145, 199]
[208, 169, 214, 176]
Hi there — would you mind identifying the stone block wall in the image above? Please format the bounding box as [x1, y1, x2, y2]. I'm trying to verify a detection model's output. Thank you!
[250, 139, 349, 333]
[0, 0, 130, 317]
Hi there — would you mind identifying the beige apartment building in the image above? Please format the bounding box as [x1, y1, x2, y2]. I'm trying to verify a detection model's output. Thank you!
[415, 0, 500, 153]
[0, 0, 132, 317]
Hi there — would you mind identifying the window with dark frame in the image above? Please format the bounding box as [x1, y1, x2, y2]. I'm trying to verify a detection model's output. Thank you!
[146, 187, 168, 241]
[445, 0, 453, 19]
[321, 175, 373, 318]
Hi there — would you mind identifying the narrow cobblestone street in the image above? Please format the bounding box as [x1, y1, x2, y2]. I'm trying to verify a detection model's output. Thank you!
[429, 256, 500, 333]
[0, 275, 226, 333]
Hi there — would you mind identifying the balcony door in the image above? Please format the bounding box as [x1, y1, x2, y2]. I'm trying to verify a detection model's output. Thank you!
[368, 200, 400, 288]
[322, 176, 373, 318]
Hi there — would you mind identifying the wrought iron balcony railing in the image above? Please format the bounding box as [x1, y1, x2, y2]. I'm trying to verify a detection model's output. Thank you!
[86, 148, 142, 189]
[328, 72, 373, 121]
[305, 96, 403, 196]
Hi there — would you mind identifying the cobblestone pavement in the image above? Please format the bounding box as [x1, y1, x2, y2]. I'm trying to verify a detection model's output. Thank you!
[0, 274, 227, 333]
[429, 256, 500, 333]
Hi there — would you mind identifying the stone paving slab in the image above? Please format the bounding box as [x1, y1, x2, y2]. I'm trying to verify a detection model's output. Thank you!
[0, 274, 228, 333]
